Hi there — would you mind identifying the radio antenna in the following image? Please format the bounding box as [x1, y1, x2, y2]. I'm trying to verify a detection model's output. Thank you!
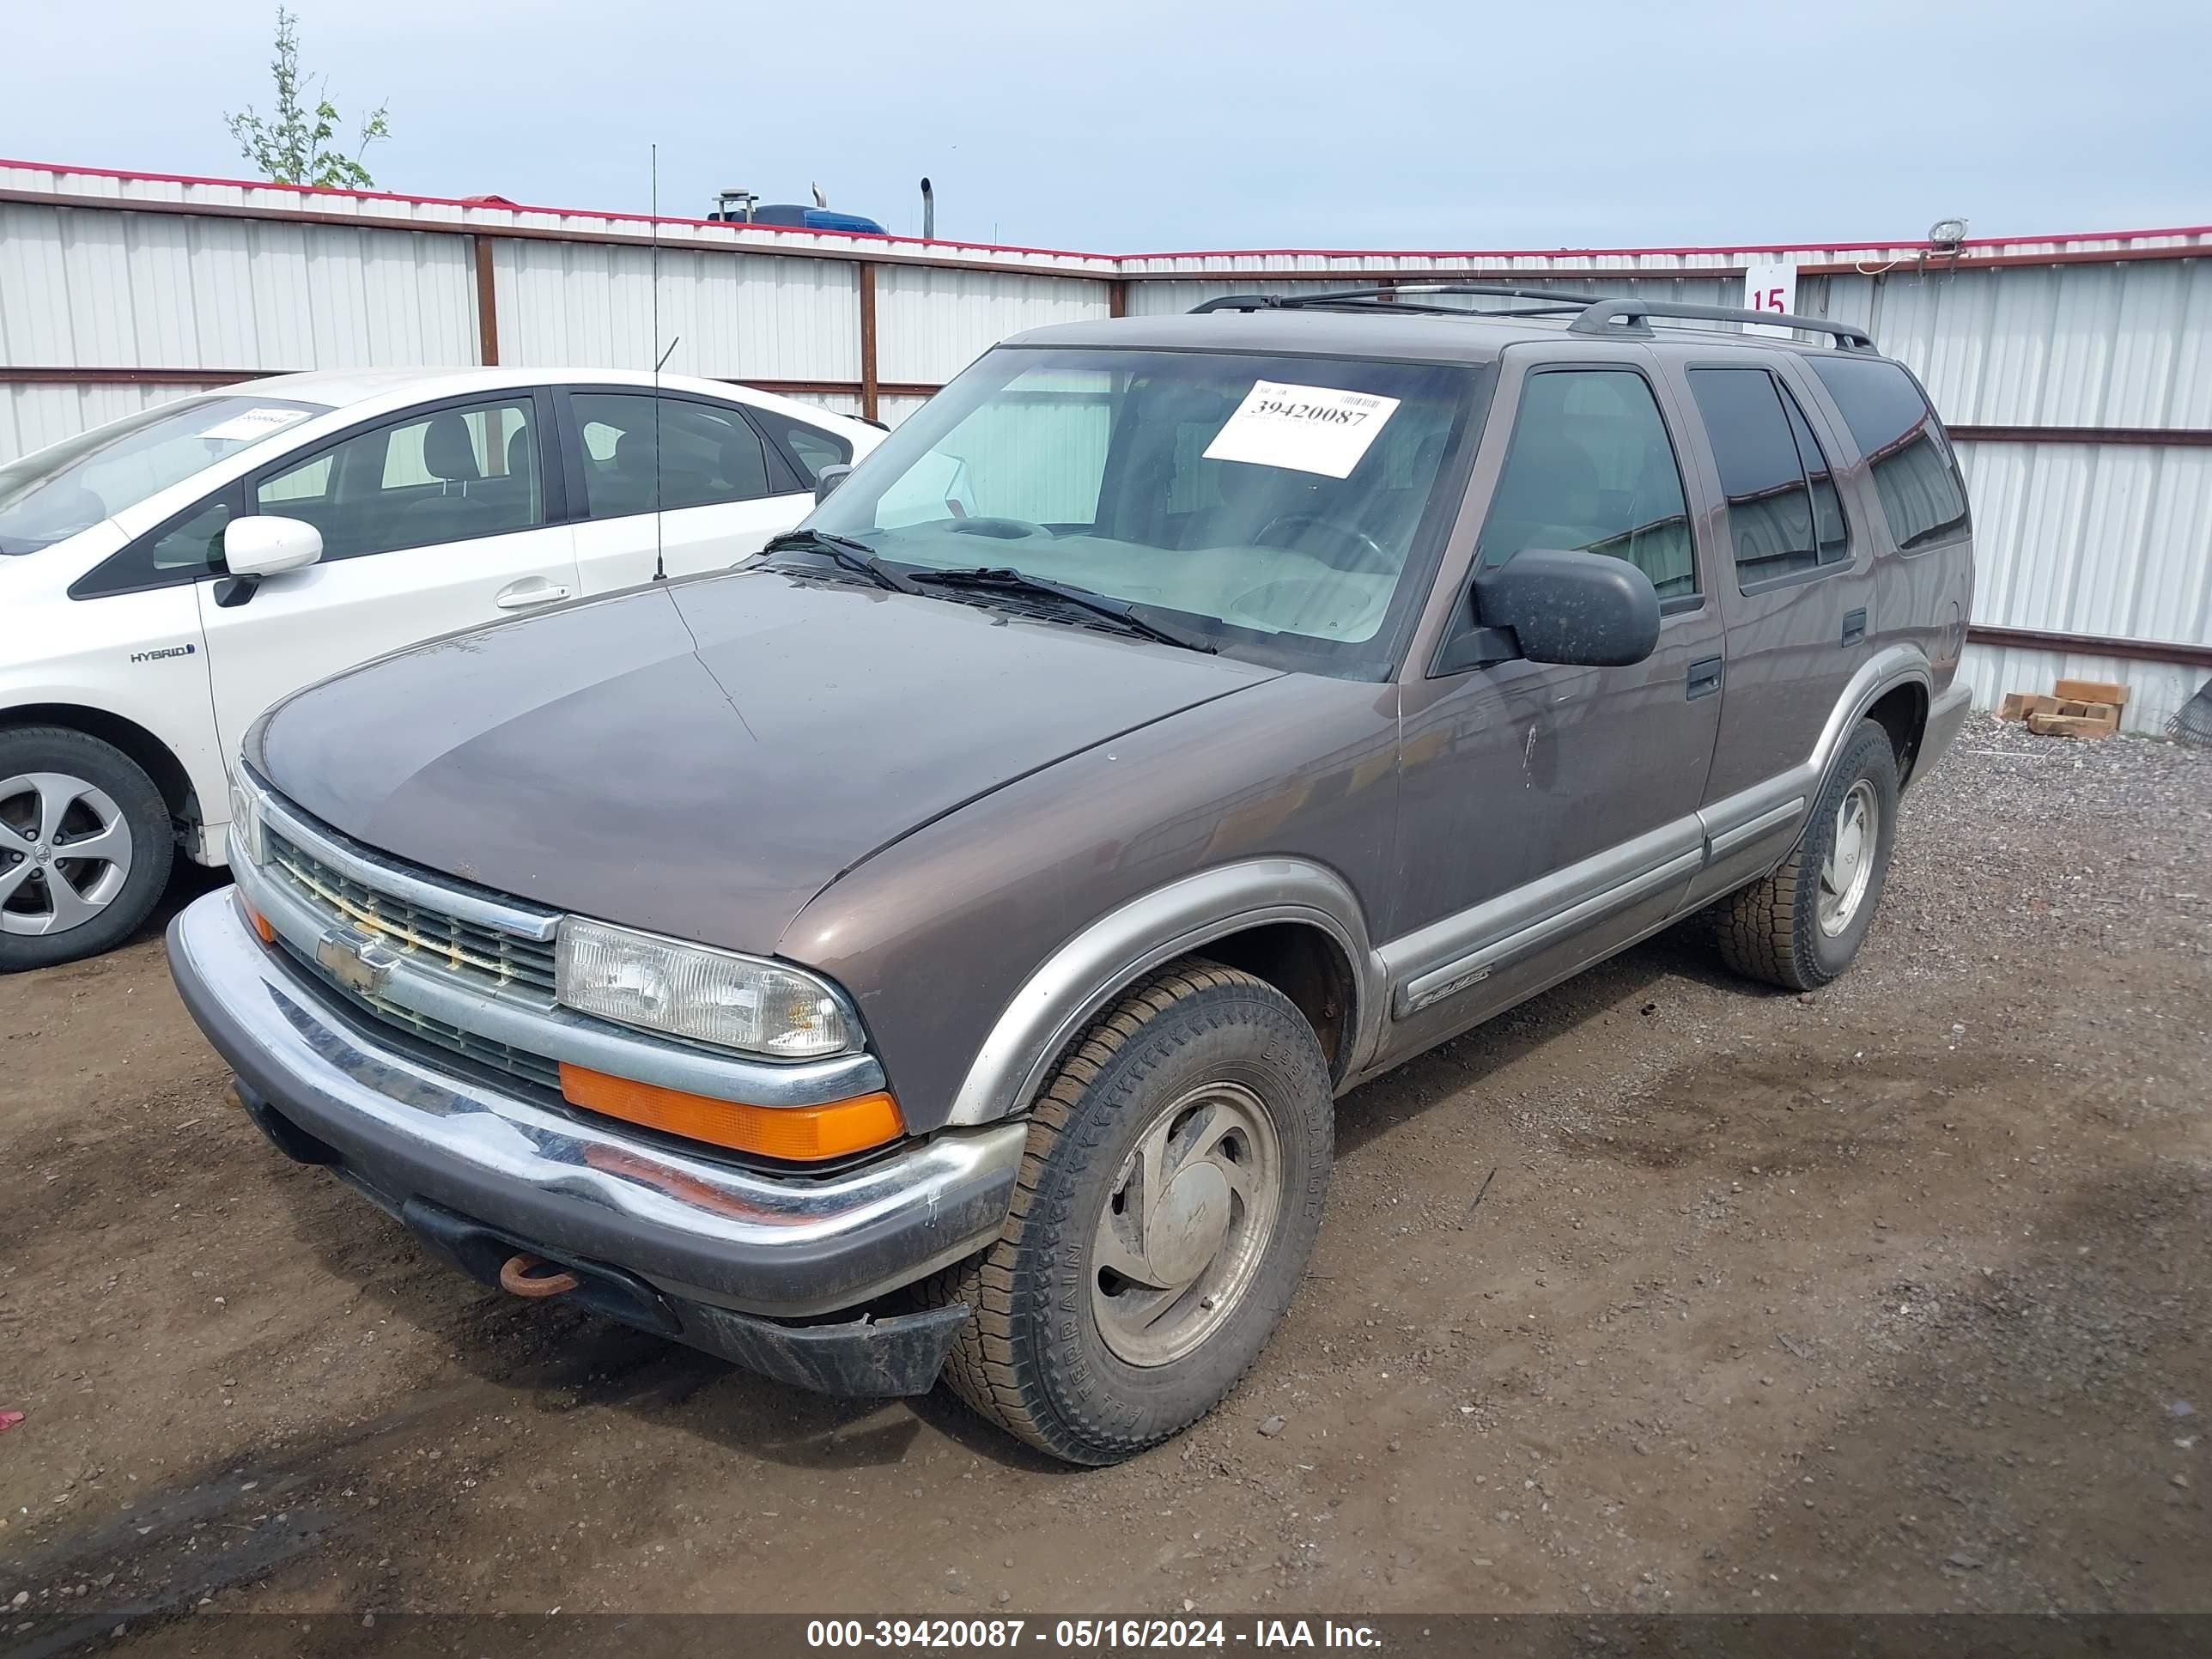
[650, 143, 666, 583]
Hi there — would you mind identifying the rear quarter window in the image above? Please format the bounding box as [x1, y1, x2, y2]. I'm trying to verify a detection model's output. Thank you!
[1807, 357, 1971, 550]
[757, 414, 854, 486]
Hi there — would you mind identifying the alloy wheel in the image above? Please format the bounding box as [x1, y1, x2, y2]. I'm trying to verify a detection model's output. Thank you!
[0, 771, 137, 937]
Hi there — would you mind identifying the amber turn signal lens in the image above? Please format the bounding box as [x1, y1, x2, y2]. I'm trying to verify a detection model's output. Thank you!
[557, 1064, 903, 1162]
[240, 896, 276, 945]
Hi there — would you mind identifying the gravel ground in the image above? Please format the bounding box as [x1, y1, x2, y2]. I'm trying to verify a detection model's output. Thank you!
[1, 714, 2207, 1650]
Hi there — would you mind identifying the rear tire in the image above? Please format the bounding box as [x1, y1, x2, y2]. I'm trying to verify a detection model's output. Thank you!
[920, 960, 1332, 1465]
[1715, 718, 1899, 991]
[0, 726, 174, 973]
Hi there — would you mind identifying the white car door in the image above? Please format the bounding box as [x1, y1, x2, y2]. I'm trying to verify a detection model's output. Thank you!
[563, 391, 818, 593]
[195, 390, 580, 764]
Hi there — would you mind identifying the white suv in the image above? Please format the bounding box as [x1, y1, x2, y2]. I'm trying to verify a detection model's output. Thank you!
[0, 368, 882, 969]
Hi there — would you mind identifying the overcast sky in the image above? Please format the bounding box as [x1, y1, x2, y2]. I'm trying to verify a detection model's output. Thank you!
[9, 0, 2208, 251]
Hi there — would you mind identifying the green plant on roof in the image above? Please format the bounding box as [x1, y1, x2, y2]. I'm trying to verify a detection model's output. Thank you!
[224, 7, 392, 191]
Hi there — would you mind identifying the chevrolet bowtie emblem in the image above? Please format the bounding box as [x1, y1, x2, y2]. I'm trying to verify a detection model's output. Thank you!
[316, 930, 396, 997]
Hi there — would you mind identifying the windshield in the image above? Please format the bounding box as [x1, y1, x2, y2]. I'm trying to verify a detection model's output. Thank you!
[805, 347, 1482, 678]
[0, 394, 329, 555]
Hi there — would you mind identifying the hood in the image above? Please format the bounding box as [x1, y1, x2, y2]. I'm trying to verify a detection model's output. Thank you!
[252, 569, 1281, 950]
[0, 550, 59, 612]
[0, 526, 125, 675]
[0, 521, 122, 605]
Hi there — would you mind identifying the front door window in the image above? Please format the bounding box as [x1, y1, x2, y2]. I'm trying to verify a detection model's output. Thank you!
[253, 398, 544, 560]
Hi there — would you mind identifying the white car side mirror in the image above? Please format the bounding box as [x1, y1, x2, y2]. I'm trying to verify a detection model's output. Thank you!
[223, 516, 323, 578]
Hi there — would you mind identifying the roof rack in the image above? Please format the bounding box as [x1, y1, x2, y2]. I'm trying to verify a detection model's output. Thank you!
[1188, 287, 1878, 350]
[1190, 283, 1603, 316]
[1566, 297, 1875, 350]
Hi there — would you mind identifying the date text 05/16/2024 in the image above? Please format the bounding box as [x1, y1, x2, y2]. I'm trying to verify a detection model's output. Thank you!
[805, 1620, 1384, 1650]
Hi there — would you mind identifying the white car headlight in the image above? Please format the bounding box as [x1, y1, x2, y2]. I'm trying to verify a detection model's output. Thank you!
[228, 779, 266, 866]
[556, 917, 857, 1059]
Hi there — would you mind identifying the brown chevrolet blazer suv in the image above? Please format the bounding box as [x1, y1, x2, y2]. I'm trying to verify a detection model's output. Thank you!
[169, 288, 1975, 1463]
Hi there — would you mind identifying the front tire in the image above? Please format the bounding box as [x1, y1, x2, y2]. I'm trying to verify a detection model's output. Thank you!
[921, 961, 1333, 1465]
[1715, 718, 1900, 991]
[0, 726, 174, 973]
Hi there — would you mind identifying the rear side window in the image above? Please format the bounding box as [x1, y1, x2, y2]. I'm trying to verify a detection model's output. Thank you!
[570, 395, 775, 518]
[753, 413, 854, 485]
[1807, 356, 1971, 550]
[1475, 368, 1698, 605]
[1688, 368, 1851, 589]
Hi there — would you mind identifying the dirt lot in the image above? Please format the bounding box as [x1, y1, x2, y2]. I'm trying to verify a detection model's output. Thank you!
[3, 715, 2207, 1648]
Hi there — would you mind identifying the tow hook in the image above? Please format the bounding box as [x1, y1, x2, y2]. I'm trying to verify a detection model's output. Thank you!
[498, 1252, 581, 1298]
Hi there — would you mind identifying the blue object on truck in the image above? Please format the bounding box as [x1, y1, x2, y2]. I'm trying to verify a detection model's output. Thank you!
[750, 204, 887, 235]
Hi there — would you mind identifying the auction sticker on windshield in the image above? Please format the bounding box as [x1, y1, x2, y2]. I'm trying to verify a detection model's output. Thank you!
[199, 407, 312, 443]
[1203, 380, 1400, 479]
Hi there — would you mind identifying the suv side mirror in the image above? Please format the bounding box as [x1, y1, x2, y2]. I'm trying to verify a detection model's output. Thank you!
[813, 464, 854, 504]
[223, 515, 323, 579]
[1462, 548, 1661, 669]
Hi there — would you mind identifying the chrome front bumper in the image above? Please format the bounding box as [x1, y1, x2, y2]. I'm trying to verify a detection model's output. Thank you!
[167, 889, 1025, 1319]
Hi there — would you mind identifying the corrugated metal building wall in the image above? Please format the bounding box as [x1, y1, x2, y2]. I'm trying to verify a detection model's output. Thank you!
[3, 159, 2206, 732]
[1821, 261, 2212, 728]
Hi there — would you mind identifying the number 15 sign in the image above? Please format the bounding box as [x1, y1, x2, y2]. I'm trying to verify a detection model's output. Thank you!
[1743, 262, 1798, 337]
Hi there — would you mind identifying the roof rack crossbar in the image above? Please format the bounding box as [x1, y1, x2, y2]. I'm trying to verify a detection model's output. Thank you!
[1212, 296, 1474, 318]
[1235, 298, 1593, 319]
[1190, 283, 1604, 315]
[1566, 297, 1875, 350]
[1387, 283, 1605, 305]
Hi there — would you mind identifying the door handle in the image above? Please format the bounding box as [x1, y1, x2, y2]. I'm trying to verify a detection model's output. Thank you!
[1840, 607, 1868, 647]
[1686, 655, 1723, 701]
[495, 577, 573, 610]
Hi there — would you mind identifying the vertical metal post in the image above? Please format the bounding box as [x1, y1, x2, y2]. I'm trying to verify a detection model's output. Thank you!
[858, 261, 880, 423]
[472, 235, 500, 367]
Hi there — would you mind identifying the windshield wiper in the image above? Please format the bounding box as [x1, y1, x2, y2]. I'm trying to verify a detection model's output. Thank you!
[761, 529, 915, 592]
[908, 567, 1218, 654]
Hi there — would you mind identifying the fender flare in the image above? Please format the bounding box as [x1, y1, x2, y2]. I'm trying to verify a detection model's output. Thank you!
[1812, 647, 1933, 807]
[942, 857, 1384, 1127]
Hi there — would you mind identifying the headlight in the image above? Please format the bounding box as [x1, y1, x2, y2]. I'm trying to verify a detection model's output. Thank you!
[228, 779, 266, 865]
[556, 918, 856, 1059]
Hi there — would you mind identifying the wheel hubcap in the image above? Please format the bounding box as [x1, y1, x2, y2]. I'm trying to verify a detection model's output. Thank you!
[1816, 780, 1879, 938]
[0, 772, 135, 937]
[1091, 1080, 1282, 1367]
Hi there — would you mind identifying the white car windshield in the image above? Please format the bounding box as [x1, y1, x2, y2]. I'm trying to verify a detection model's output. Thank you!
[0, 395, 329, 555]
[805, 347, 1480, 679]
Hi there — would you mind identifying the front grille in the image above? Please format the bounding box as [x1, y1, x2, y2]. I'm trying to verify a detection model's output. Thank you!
[276, 942, 566, 1097]
[279, 934, 565, 1094]
[266, 828, 557, 995]
[256, 805, 566, 1096]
